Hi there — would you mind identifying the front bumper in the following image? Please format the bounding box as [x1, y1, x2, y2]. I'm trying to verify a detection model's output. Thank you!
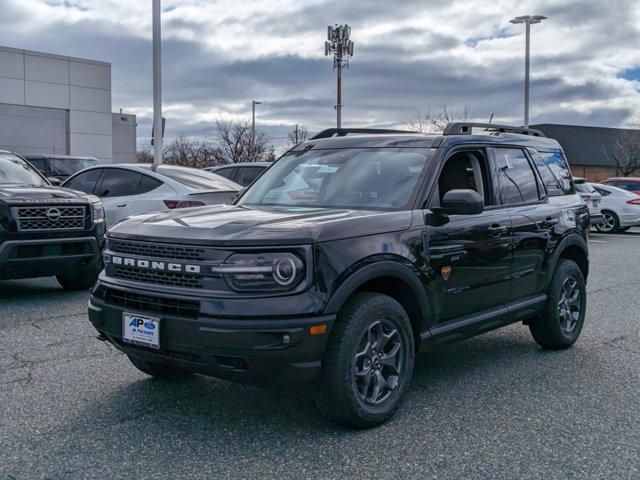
[89, 285, 335, 387]
[0, 236, 100, 280]
[589, 212, 603, 225]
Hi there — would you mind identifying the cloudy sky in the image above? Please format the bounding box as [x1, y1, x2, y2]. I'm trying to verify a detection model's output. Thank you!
[1, 0, 639, 151]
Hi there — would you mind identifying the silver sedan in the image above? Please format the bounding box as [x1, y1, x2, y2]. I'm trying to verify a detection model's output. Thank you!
[590, 183, 640, 233]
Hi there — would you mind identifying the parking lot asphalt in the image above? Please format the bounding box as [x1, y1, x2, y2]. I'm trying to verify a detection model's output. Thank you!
[1, 230, 640, 479]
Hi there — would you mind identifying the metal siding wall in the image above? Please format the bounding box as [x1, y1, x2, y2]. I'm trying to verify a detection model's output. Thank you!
[0, 46, 113, 162]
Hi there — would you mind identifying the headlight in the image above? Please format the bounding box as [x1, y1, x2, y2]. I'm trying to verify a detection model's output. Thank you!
[211, 252, 305, 292]
[91, 201, 105, 224]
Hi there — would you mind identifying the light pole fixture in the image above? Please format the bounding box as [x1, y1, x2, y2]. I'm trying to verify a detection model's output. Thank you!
[152, 0, 163, 164]
[251, 100, 262, 138]
[510, 15, 547, 128]
[325, 24, 354, 128]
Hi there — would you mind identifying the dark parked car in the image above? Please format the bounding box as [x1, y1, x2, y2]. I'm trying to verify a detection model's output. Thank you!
[89, 124, 590, 427]
[24, 155, 100, 183]
[205, 161, 270, 187]
[0, 151, 105, 289]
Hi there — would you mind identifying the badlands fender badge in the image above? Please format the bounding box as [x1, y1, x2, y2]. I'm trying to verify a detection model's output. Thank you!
[441, 266, 452, 281]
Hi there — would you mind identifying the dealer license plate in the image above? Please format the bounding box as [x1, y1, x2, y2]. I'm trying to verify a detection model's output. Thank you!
[122, 313, 160, 349]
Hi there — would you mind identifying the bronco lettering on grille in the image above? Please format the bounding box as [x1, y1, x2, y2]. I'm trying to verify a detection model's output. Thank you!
[108, 255, 201, 274]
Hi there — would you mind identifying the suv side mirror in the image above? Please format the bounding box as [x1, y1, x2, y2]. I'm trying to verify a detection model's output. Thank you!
[437, 189, 484, 215]
[47, 177, 61, 186]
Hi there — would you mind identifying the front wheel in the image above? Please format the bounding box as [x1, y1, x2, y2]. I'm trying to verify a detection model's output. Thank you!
[56, 263, 101, 290]
[315, 292, 415, 429]
[595, 211, 619, 233]
[529, 259, 586, 349]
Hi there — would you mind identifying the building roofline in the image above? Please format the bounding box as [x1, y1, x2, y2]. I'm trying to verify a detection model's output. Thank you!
[0, 44, 110, 67]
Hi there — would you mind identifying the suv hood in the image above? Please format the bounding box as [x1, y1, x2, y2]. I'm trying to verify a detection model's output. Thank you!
[0, 185, 91, 205]
[108, 204, 413, 246]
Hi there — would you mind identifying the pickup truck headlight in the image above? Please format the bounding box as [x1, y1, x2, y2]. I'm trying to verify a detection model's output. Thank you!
[91, 201, 105, 224]
[211, 252, 304, 292]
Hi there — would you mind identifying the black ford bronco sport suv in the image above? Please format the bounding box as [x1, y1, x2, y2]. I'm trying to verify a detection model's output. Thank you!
[89, 123, 589, 428]
[0, 151, 105, 289]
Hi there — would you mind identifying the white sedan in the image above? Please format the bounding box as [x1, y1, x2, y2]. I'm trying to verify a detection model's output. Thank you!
[62, 164, 241, 227]
[590, 182, 640, 233]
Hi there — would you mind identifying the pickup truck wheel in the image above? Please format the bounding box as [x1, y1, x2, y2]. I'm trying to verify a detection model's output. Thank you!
[316, 292, 415, 429]
[56, 264, 100, 291]
[595, 210, 619, 233]
[127, 354, 193, 380]
[529, 259, 586, 350]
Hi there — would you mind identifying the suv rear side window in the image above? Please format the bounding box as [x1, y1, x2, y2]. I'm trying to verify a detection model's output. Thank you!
[530, 150, 564, 196]
[494, 148, 540, 204]
[538, 152, 573, 193]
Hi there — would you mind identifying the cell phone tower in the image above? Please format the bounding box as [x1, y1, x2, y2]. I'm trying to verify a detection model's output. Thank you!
[325, 25, 354, 128]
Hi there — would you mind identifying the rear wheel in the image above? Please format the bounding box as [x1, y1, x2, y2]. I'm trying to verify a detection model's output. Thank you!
[595, 210, 619, 233]
[529, 259, 586, 349]
[127, 354, 193, 380]
[315, 292, 415, 429]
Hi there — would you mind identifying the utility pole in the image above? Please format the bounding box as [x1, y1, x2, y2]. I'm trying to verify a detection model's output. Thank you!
[152, 0, 162, 165]
[325, 25, 354, 128]
[251, 100, 262, 138]
[510, 15, 547, 128]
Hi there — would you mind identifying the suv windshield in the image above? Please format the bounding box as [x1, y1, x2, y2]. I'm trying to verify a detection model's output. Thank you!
[574, 180, 596, 194]
[239, 148, 432, 210]
[49, 158, 98, 176]
[0, 153, 47, 186]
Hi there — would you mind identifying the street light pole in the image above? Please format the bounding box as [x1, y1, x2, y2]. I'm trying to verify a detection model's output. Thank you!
[510, 15, 547, 128]
[152, 0, 162, 165]
[251, 100, 262, 138]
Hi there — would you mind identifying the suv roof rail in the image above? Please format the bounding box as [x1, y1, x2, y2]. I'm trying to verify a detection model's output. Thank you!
[442, 122, 546, 137]
[310, 128, 417, 140]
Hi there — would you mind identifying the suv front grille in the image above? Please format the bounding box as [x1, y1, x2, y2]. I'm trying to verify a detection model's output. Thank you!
[101, 287, 200, 318]
[108, 239, 205, 261]
[13, 205, 87, 231]
[111, 265, 203, 289]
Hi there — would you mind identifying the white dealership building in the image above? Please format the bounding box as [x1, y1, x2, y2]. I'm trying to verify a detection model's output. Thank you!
[0, 45, 135, 163]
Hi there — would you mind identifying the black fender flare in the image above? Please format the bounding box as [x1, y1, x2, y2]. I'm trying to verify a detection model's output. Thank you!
[323, 261, 431, 330]
[545, 233, 589, 288]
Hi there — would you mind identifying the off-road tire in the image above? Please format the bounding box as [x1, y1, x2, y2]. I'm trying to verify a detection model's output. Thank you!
[530, 259, 586, 349]
[315, 292, 415, 429]
[56, 263, 101, 291]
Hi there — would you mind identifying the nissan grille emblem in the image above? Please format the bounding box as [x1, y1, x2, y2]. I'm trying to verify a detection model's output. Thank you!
[46, 208, 62, 222]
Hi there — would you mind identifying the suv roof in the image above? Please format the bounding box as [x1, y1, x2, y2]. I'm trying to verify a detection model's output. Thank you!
[297, 124, 563, 152]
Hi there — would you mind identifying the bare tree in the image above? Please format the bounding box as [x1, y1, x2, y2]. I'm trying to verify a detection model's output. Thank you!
[136, 144, 153, 163]
[605, 129, 640, 176]
[206, 119, 271, 165]
[405, 103, 472, 133]
[287, 124, 309, 148]
[163, 135, 212, 169]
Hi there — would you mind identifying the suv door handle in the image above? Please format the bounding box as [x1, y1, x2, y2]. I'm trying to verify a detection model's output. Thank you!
[487, 224, 508, 236]
[116, 203, 127, 208]
[541, 217, 559, 228]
